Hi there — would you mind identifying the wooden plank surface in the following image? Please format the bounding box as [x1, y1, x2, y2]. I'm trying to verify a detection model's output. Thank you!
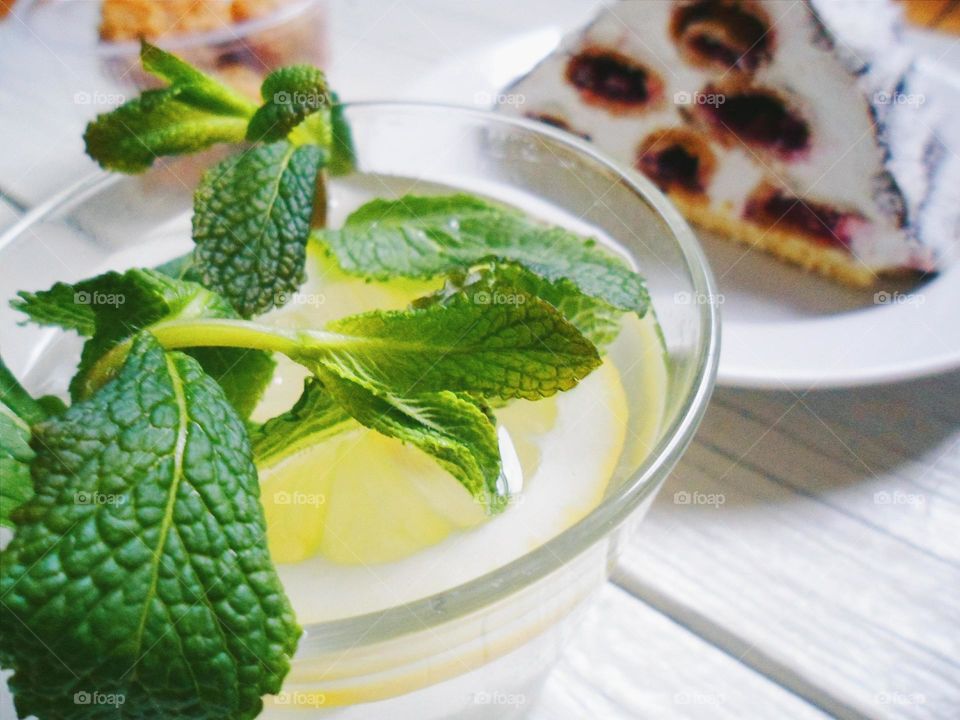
[533, 584, 830, 720]
[617, 376, 960, 720]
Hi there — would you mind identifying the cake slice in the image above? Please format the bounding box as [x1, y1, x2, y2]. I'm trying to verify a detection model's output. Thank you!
[499, 0, 960, 286]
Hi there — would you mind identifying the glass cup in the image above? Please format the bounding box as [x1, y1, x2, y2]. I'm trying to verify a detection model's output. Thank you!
[21, 0, 328, 97]
[0, 103, 720, 719]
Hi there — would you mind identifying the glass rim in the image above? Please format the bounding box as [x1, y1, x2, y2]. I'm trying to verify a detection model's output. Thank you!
[19, 0, 322, 56]
[0, 101, 720, 652]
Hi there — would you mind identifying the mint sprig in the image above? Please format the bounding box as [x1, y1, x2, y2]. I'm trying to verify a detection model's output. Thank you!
[0, 334, 300, 720]
[318, 193, 650, 316]
[84, 43, 256, 173]
[1, 41, 660, 720]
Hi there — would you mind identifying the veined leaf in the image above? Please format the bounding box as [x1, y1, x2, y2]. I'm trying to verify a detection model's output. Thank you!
[193, 142, 324, 318]
[84, 44, 255, 173]
[0, 357, 48, 526]
[318, 193, 649, 315]
[315, 368, 505, 513]
[0, 334, 300, 720]
[302, 290, 601, 401]
[415, 265, 624, 349]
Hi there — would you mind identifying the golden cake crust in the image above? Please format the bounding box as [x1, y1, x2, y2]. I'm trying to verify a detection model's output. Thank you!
[671, 193, 879, 287]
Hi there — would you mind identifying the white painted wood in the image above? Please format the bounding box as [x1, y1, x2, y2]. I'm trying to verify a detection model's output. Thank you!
[616, 373, 960, 720]
[533, 583, 830, 720]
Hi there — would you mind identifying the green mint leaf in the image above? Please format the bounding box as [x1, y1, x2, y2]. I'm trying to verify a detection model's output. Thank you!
[13, 269, 275, 417]
[318, 193, 649, 315]
[193, 142, 324, 317]
[250, 376, 503, 511]
[247, 66, 330, 143]
[12, 282, 97, 335]
[0, 357, 48, 526]
[84, 43, 255, 173]
[315, 367, 505, 513]
[305, 291, 601, 401]
[0, 334, 299, 720]
[250, 377, 353, 467]
[327, 93, 356, 176]
[416, 265, 624, 349]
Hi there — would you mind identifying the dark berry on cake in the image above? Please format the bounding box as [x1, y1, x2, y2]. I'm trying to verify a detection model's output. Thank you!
[565, 48, 663, 113]
[670, 1, 773, 73]
[636, 128, 716, 196]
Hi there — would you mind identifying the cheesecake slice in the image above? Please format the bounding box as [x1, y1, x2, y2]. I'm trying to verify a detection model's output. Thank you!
[500, 0, 960, 286]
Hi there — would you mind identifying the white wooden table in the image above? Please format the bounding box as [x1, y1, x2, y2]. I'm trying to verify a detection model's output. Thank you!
[1, 2, 958, 719]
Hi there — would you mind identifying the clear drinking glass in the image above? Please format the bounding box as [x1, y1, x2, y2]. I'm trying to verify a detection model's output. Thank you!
[21, 0, 328, 94]
[0, 104, 719, 719]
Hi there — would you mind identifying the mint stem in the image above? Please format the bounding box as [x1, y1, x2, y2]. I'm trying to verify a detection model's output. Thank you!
[80, 319, 324, 397]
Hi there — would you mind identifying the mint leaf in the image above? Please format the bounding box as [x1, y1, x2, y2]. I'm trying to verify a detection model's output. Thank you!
[12, 281, 97, 335]
[316, 368, 505, 512]
[318, 194, 649, 315]
[250, 377, 352, 467]
[0, 357, 47, 526]
[193, 142, 324, 317]
[0, 334, 299, 719]
[13, 269, 275, 417]
[327, 93, 356, 176]
[416, 265, 624, 349]
[305, 290, 601, 401]
[250, 375, 503, 512]
[84, 42, 255, 173]
[247, 66, 330, 143]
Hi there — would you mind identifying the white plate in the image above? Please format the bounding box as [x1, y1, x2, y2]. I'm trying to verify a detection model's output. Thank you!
[406, 32, 960, 390]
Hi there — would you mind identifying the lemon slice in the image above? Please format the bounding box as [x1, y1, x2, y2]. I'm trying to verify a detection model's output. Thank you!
[259, 427, 489, 565]
[258, 358, 630, 568]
